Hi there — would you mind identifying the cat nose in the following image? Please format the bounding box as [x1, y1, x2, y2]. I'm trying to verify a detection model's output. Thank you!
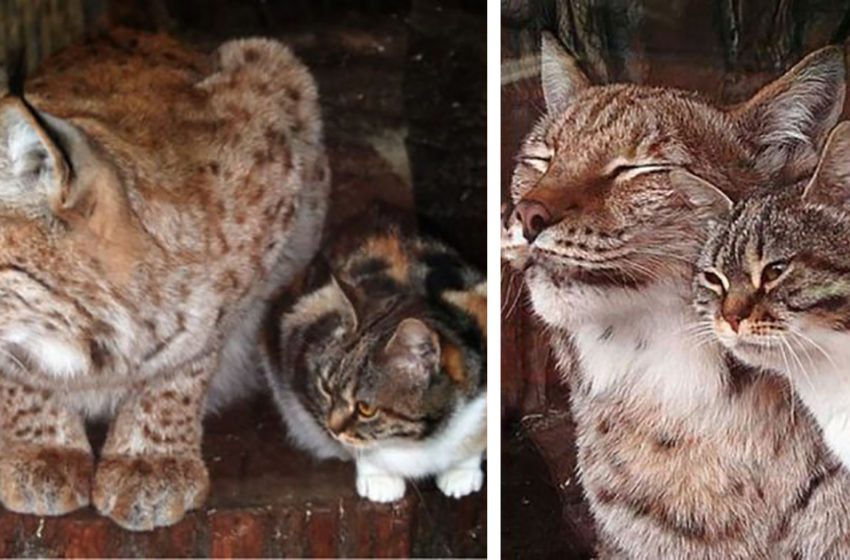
[514, 199, 552, 243]
[722, 295, 755, 333]
[724, 312, 743, 332]
[722, 308, 751, 333]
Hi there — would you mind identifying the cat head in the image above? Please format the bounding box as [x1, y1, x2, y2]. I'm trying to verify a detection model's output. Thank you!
[696, 121, 850, 374]
[0, 91, 146, 378]
[502, 33, 845, 328]
[283, 277, 470, 448]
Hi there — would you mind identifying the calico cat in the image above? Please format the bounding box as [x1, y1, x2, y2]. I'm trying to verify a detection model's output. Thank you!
[0, 31, 328, 530]
[696, 120, 850, 471]
[502, 32, 850, 558]
[261, 209, 486, 503]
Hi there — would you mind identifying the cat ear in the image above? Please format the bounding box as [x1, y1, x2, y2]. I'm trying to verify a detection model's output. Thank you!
[541, 31, 590, 115]
[384, 318, 440, 379]
[802, 121, 850, 206]
[733, 46, 846, 180]
[669, 169, 734, 217]
[329, 275, 360, 331]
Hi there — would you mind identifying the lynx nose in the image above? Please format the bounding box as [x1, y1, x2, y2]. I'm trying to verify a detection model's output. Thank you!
[514, 199, 552, 243]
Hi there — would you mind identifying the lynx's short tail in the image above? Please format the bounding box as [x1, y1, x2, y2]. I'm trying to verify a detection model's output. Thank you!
[203, 38, 324, 151]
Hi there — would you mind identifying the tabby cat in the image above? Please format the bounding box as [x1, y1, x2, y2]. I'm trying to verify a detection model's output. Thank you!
[0, 30, 328, 530]
[502, 32, 850, 558]
[697, 120, 850, 471]
[262, 209, 486, 503]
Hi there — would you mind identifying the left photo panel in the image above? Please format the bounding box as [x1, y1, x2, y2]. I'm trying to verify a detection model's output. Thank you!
[0, 1, 487, 557]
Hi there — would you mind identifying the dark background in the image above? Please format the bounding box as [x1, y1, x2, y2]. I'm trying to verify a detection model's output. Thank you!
[0, 1, 485, 557]
[501, 1, 850, 558]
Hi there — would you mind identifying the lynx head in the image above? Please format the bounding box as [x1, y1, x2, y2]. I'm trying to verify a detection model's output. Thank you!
[696, 121, 850, 375]
[502, 32, 845, 329]
[282, 278, 468, 449]
[0, 92, 145, 379]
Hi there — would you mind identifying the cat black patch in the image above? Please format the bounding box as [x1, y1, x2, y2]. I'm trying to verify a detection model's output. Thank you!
[349, 257, 389, 279]
[360, 276, 402, 297]
[423, 252, 467, 296]
[599, 325, 614, 342]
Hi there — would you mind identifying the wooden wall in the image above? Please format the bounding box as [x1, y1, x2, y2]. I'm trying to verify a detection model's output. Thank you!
[0, 0, 104, 73]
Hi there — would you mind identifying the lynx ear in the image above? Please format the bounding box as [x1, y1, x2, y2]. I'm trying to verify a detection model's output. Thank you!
[669, 169, 733, 217]
[802, 121, 850, 206]
[0, 99, 73, 215]
[733, 46, 846, 180]
[384, 318, 440, 380]
[541, 31, 590, 115]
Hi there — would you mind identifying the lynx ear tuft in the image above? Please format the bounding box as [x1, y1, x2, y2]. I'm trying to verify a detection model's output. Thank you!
[802, 121, 850, 206]
[540, 31, 590, 115]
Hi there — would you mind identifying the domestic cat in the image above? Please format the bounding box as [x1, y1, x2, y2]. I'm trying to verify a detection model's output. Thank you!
[0, 30, 328, 530]
[261, 209, 486, 503]
[502, 32, 850, 558]
[696, 120, 850, 472]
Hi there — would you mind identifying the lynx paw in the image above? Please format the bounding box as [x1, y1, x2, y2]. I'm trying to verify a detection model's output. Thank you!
[93, 454, 209, 531]
[436, 467, 484, 499]
[356, 473, 406, 503]
[0, 445, 93, 516]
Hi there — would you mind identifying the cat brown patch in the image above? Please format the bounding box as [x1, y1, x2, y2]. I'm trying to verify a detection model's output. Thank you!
[440, 340, 467, 383]
[365, 234, 409, 283]
[442, 286, 487, 337]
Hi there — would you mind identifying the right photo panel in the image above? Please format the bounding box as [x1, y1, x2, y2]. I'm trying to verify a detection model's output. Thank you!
[502, 2, 850, 558]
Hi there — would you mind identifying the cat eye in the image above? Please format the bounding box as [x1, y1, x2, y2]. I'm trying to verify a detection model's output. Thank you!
[701, 269, 726, 292]
[761, 260, 789, 285]
[356, 401, 378, 418]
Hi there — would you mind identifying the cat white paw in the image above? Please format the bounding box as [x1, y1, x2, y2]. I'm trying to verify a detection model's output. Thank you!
[436, 467, 484, 499]
[356, 473, 406, 503]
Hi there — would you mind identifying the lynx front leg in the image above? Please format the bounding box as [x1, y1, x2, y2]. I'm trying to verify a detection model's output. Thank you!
[0, 376, 93, 516]
[92, 357, 213, 531]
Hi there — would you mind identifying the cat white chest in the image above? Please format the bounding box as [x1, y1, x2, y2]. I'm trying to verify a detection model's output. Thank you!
[357, 393, 486, 478]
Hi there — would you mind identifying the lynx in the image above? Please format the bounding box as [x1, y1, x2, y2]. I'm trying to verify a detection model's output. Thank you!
[0, 30, 328, 530]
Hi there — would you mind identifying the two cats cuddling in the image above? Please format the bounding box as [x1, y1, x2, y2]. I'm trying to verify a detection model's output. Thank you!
[0, 29, 485, 532]
[503, 31, 850, 558]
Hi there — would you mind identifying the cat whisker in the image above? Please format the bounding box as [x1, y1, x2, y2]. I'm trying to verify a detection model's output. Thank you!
[773, 336, 797, 423]
[788, 328, 841, 374]
[780, 336, 816, 393]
